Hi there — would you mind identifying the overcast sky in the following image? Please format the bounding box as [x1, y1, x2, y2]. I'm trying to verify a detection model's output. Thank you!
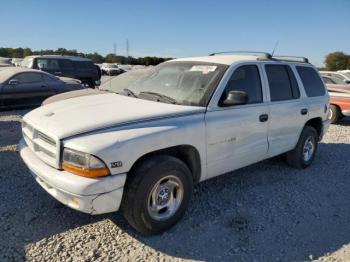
[1, 0, 349, 66]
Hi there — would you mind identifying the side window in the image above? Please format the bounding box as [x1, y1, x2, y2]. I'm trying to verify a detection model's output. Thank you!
[59, 59, 74, 70]
[297, 66, 325, 97]
[221, 65, 263, 105]
[37, 59, 60, 70]
[43, 74, 58, 83]
[16, 73, 43, 83]
[265, 65, 299, 102]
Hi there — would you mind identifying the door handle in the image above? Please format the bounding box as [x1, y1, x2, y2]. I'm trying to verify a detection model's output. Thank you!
[259, 114, 269, 122]
[54, 71, 62, 75]
[301, 108, 308, 115]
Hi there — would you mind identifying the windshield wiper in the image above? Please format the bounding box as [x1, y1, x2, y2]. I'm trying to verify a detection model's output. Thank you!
[122, 88, 138, 97]
[139, 91, 178, 104]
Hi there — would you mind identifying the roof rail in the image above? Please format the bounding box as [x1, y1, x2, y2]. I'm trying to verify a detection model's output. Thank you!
[209, 51, 272, 59]
[272, 55, 309, 63]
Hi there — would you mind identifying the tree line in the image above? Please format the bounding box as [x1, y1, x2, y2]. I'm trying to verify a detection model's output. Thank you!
[0, 47, 172, 66]
[1, 47, 349, 70]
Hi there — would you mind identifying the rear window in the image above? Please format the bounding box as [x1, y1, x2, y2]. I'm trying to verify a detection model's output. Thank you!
[297, 66, 325, 97]
[265, 65, 300, 101]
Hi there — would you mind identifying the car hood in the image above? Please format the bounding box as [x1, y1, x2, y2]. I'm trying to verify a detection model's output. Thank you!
[23, 93, 205, 139]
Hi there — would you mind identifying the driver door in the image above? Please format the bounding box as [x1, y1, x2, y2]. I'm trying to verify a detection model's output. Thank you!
[205, 64, 269, 179]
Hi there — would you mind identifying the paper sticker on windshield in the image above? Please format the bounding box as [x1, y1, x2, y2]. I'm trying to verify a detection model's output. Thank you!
[190, 65, 217, 74]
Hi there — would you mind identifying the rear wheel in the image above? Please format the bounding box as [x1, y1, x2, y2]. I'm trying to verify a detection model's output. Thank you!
[121, 155, 193, 235]
[286, 126, 318, 169]
[329, 105, 340, 124]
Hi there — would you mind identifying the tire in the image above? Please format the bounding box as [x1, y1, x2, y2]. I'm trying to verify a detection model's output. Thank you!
[81, 79, 94, 89]
[121, 155, 193, 235]
[286, 126, 318, 169]
[329, 105, 340, 124]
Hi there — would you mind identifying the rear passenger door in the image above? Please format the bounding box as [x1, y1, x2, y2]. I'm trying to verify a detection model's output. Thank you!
[296, 66, 328, 122]
[58, 59, 76, 78]
[263, 64, 308, 157]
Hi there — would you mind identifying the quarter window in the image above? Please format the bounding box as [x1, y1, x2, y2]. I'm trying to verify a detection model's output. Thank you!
[221, 65, 263, 105]
[265, 65, 300, 101]
[297, 66, 326, 97]
[37, 59, 60, 70]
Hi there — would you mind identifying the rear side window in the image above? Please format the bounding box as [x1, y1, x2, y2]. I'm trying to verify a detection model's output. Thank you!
[222, 65, 263, 104]
[265, 65, 300, 101]
[75, 61, 94, 69]
[16, 73, 43, 83]
[297, 66, 325, 97]
[59, 59, 74, 70]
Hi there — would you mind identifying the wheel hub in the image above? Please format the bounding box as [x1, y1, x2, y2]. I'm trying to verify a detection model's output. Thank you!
[302, 136, 315, 162]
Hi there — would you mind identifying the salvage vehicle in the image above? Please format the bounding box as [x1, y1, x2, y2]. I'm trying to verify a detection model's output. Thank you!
[101, 63, 122, 76]
[323, 79, 350, 123]
[320, 71, 350, 85]
[0, 68, 84, 109]
[20, 55, 101, 88]
[19, 52, 330, 234]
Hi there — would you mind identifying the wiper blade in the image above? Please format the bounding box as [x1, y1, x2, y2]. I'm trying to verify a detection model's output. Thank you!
[122, 88, 138, 97]
[139, 91, 178, 104]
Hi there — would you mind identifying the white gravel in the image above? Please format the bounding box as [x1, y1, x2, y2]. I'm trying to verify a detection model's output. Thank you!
[1, 109, 350, 262]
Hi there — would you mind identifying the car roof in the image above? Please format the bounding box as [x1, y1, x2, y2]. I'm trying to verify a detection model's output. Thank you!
[0, 68, 55, 83]
[170, 54, 311, 66]
[24, 55, 92, 62]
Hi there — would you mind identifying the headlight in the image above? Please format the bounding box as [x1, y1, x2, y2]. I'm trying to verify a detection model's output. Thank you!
[62, 148, 110, 178]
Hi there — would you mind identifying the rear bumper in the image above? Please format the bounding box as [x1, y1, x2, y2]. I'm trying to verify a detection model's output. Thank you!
[95, 80, 101, 86]
[19, 138, 126, 214]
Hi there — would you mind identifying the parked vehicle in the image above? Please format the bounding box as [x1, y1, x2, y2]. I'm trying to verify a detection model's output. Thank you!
[0, 57, 13, 68]
[20, 55, 101, 88]
[0, 68, 84, 109]
[42, 68, 150, 105]
[101, 63, 122, 76]
[11, 58, 23, 67]
[20, 52, 330, 234]
[320, 71, 350, 85]
[323, 79, 350, 123]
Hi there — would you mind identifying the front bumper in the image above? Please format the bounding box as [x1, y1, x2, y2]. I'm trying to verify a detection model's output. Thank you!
[342, 110, 350, 116]
[19, 139, 126, 214]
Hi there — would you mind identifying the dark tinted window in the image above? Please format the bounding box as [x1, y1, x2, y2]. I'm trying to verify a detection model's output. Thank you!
[75, 61, 94, 69]
[297, 66, 325, 97]
[43, 74, 58, 82]
[16, 73, 43, 83]
[59, 59, 74, 70]
[266, 65, 297, 101]
[221, 65, 262, 105]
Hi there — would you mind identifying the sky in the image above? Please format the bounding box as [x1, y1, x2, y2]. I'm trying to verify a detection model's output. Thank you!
[0, 0, 349, 67]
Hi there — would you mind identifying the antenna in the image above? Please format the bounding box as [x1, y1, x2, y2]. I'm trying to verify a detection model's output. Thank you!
[271, 41, 279, 56]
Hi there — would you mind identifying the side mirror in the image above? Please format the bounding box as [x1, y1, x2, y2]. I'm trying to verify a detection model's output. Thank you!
[344, 79, 350, 84]
[8, 79, 19, 85]
[222, 90, 248, 106]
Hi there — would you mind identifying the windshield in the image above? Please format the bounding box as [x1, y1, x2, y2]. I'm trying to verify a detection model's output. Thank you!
[104, 64, 118, 68]
[100, 62, 228, 107]
[342, 72, 350, 78]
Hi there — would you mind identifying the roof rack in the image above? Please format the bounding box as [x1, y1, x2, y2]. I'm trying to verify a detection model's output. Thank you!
[209, 51, 272, 59]
[271, 55, 309, 63]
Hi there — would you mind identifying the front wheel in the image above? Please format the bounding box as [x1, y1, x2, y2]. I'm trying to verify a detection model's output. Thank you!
[121, 155, 193, 235]
[286, 126, 318, 169]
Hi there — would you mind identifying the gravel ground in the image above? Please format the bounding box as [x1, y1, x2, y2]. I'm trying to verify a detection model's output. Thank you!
[1, 109, 350, 262]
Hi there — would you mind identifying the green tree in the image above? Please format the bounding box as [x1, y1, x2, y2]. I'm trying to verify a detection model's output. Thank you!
[324, 52, 350, 71]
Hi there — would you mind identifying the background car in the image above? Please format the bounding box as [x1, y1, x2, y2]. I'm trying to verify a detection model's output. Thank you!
[320, 71, 350, 85]
[101, 63, 122, 76]
[0, 68, 84, 109]
[20, 55, 101, 88]
[0, 57, 13, 68]
[322, 77, 350, 123]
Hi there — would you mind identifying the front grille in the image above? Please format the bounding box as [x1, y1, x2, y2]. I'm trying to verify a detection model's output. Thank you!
[22, 121, 59, 168]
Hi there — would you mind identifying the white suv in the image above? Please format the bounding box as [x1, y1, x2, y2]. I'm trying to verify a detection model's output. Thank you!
[20, 52, 330, 234]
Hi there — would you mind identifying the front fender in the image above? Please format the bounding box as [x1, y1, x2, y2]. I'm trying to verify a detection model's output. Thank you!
[63, 114, 206, 176]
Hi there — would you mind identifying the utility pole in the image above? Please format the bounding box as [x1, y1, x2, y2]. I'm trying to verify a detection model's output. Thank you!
[126, 39, 130, 57]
